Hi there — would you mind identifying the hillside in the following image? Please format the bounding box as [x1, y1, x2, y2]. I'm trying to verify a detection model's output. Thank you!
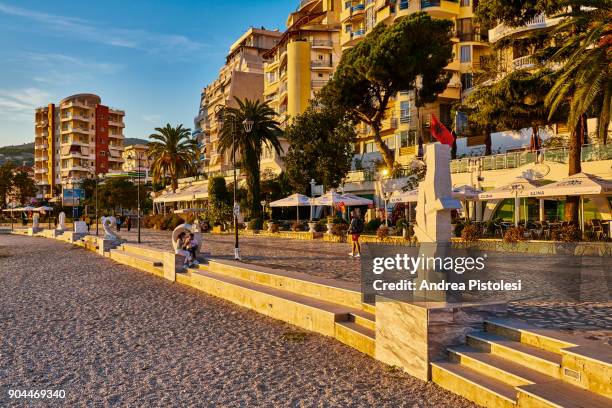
[0, 138, 149, 165]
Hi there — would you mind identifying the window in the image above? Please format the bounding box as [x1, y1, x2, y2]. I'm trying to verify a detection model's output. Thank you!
[399, 131, 417, 147]
[460, 0, 470, 6]
[384, 136, 396, 150]
[345, 25, 351, 33]
[461, 73, 474, 90]
[460, 45, 471, 63]
[365, 142, 375, 153]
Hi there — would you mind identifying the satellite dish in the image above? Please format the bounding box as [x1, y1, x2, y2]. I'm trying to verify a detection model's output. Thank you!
[523, 163, 550, 179]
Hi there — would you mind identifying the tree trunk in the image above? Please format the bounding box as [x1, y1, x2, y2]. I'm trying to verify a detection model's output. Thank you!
[250, 168, 261, 219]
[372, 124, 395, 171]
[484, 125, 492, 156]
[564, 118, 583, 226]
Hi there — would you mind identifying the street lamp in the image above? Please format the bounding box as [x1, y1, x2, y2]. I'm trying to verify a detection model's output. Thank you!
[260, 200, 266, 219]
[127, 152, 144, 243]
[215, 106, 253, 261]
[309, 178, 316, 221]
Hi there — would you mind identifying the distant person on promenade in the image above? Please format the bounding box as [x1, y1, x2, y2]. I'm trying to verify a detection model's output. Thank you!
[348, 210, 363, 258]
[116, 216, 122, 232]
[126, 217, 132, 232]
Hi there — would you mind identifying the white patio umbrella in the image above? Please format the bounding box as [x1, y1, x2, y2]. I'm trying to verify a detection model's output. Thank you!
[520, 172, 612, 231]
[452, 185, 483, 220]
[269, 193, 312, 222]
[339, 193, 373, 206]
[312, 190, 347, 206]
[478, 177, 544, 227]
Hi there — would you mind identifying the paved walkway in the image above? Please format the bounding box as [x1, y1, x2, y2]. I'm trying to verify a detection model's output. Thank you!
[116, 229, 611, 345]
[0, 234, 474, 407]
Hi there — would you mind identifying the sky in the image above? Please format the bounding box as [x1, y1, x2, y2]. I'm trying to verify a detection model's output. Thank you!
[0, 0, 294, 146]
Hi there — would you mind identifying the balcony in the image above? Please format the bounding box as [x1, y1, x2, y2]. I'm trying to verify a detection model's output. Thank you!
[311, 39, 334, 48]
[311, 60, 334, 69]
[457, 31, 489, 43]
[35, 168, 48, 174]
[512, 55, 538, 70]
[420, 0, 459, 18]
[489, 13, 564, 43]
[311, 79, 328, 88]
[449, 144, 612, 174]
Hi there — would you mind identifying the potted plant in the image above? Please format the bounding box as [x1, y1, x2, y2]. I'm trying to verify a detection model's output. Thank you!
[307, 220, 317, 233]
[267, 219, 277, 233]
[326, 216, 334, 234]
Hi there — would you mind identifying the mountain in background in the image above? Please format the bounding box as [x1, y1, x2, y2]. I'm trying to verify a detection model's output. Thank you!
[0, 138, 149, 165]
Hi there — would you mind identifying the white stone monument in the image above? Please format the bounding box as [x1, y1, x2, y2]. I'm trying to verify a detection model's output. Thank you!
[28, 213, 42, 235]
[101, 216, 121, 242]
[57, 212, 67, 232]
[414, 143, 462, 243]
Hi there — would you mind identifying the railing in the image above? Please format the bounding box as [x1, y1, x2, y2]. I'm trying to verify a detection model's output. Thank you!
[488, 13, 562, 43]
[512, 55, 538, 70]
[311, 60, 334, 68]
[311, 80, 328, 88]
[458, 31, 488, 42]
[449, 145, 612, 174]
[352, 3, 366, 12]
[311, 39, 334, 47]
[300, 0, 317, 8]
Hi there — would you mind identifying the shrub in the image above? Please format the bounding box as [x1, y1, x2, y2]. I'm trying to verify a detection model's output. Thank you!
[270, 222, 280, 233]
[291, 221, 304, 232]
[365, 219, 382, 233]
[503, 227, 527, 243]
[454, 221, 465, 238]
[165, 214, 184, 230]
[331, 223, 348, 236]
[248, 218, 263, 231]
[551, 224, 581, 242]
[461, 224, 481, 242]
[315, 219, 327, 232]
[377, 225, 390, 239]
[395, 219, 408, 236]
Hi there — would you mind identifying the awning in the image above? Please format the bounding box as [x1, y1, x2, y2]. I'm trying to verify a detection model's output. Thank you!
[478, 177, 544, 200]
[153, 184, 208, 203]
[389, 189, 418, 204]
[520, 172, 612, 198]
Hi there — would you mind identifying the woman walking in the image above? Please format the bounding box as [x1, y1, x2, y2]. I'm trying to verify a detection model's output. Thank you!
[347, 210, 364, 258]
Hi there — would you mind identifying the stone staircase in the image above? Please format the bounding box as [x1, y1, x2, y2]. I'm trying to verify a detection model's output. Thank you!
[105, 244, 376, 356]
[182, 260, 376, 356]
[431, 318, 612, 408]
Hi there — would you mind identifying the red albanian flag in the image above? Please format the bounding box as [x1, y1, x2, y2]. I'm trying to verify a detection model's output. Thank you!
[430, 114, 454, 146]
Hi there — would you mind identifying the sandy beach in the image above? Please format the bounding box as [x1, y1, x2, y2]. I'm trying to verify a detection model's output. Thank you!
[0, 234, 475, 407]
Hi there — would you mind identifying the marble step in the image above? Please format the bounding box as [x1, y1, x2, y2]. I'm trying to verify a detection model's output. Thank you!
[109, 249, 164, 277]
[334, 322, 375, 356]
[197, 258, 370, 312]
[467, 332, 562, 378]
[347, 309, 375, 331]
[517, 380, 612, 408]
[448, 345, 554, 387]
[485, 318, 578, 354]
[431, 361, 517, 408]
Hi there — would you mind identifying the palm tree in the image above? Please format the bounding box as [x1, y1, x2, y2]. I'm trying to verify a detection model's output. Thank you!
[148, 124, 198, 192]
[544, 1, 611, 224]
[218, 98, 283, 218]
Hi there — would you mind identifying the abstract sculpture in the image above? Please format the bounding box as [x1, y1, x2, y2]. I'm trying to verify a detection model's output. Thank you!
[57, 212, 67, 231]
[414, 144, 462, 243]
[101, 216, 121, 241]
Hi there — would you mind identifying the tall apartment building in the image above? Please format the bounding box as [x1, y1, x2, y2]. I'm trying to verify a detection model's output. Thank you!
[340, 0, 489, 164]
[122, 144, 150, 176]
[34, 93, 125, 198]
[262, 0, 342, 128]
[194, 27, 282, 177]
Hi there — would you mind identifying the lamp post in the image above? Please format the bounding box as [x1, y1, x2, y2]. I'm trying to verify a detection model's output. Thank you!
[309, 178, 316, 221]
[377, 168, 390, 225]
[126, 152, 143, 243]
[214, 105, 253, 261]
[260, 200, 266, 219]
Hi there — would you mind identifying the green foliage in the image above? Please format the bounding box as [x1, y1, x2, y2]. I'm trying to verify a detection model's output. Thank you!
[454, 221, 466, 238]
[0, 162, 15, 208]
[284, 106, 355, 193]
[376, 226, 390, 239]
[148, 124, 198, 192]
[207, 176, 233, 226]
[11, 171, 36, 205]
[365, 219, 382, 233]
[320, 12, 454, 169]
[503, 226, 527, 243]
[462, 69, 564, 134]
[248, 218, 263, 231]
[461, 224, 482, 242]
[219, 98, 282, 219]
[331, 223, 348, 236]
[475, 0, 568, 28]
[97, 178, 139, 213]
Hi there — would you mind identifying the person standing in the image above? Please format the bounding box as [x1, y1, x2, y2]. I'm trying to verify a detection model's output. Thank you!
[126, 216, 132, 232]
[116, 216, 122, 232]
[348, 210, 364, 258]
